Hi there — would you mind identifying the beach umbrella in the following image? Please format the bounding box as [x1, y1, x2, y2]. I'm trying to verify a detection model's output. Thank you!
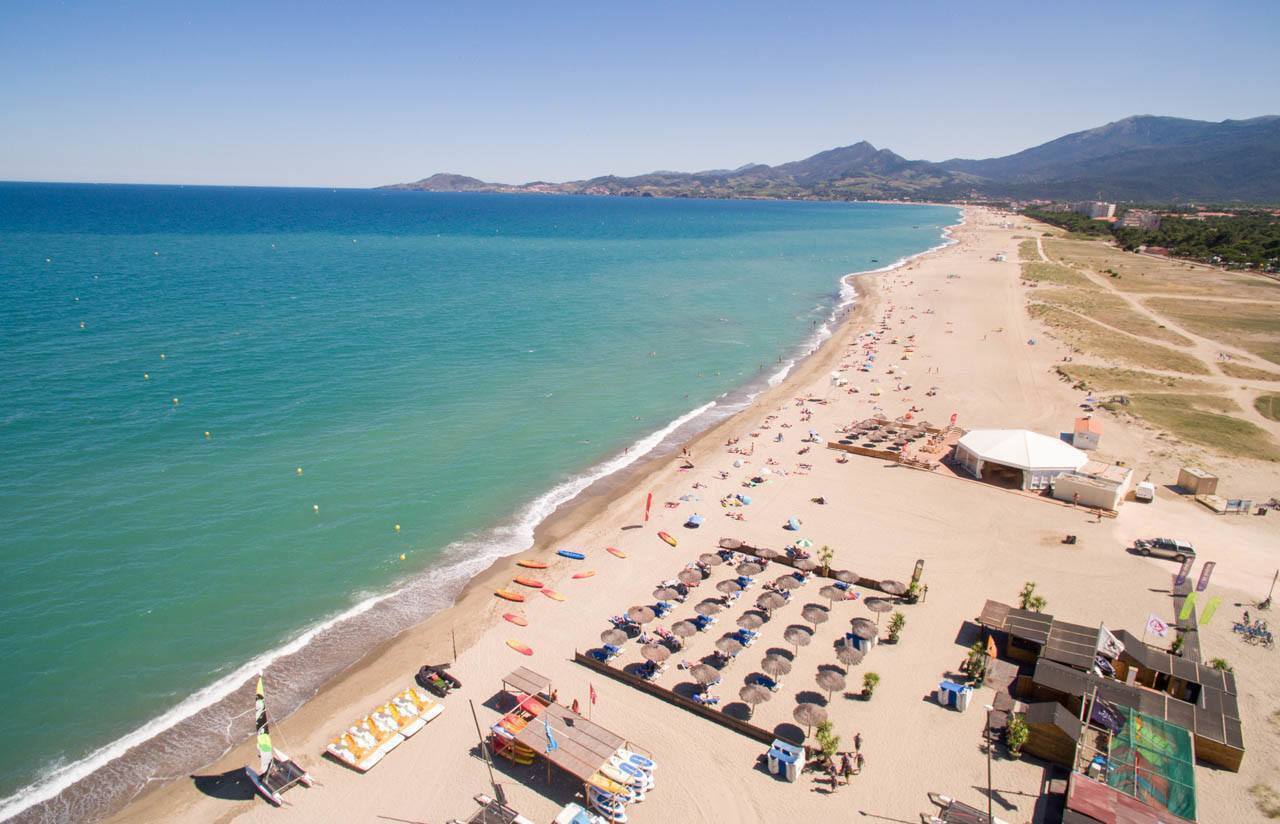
[783, 625, 813, 653]
[719, 538, 742, 550]
[757, 592, 787, 612]
[600, 629, 628, 646]
[753, 547, 779, 561]
[761, 655, 792, 677]
[879, 580, 908, 597]
[793, 558, 818, 573]
[699, 552, 724, 567]
[695, 600, 724, 616]
[849, 618, 878, 640]
[678, 569, 702, 586]
[793, 703, 828, 737]
[786, 518, 801, 531]
[834, 570, 859, 585]
[716, 637, 743, 657]
[716, 579, 743, 595]
[627, 606, 656, 625]
[865, 597, 894, 624]
[641, 643, 671, 663]
[690, 664, 720, 685]
[836, 643, 865, 667]
[795, 538, 814, 549]
[816, 670, 846, 701]
[739, 684, 771, 717]
[653, 586, 680, 601]
[772, 574, 801, 591]
[736, 494, 752, 506]
[671, 620, 698, 639]
[737, 611, 765, 630]
[819, 585, 844, 605]
[736, 561, 763, 576]
[801, 604, 830, 630]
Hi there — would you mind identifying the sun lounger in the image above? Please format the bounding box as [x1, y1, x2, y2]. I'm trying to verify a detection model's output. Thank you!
[749, 674, 780, 692]
[692, 692, 720, 706]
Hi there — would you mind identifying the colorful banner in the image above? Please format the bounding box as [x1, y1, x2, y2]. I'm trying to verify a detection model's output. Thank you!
[985, 635, 998, 659]
[1145, 614, 1170, 638]
[644, 492, 652, 522]
[1200, 596, 1222, 625]
[1196, 561, 1216, 592]
[1178, 592, 1198, 622]
[1174, 557, 1194, 588]
[1096, 624, 1124, 659]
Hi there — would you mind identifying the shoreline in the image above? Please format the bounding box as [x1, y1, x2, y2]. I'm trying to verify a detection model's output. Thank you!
[6, 210, 958, 824]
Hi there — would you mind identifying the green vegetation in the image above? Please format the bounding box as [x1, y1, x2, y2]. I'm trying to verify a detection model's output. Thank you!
[861, 672, 880, 698]
[963, 640, 987, 683]
[1209, 657, 1234, 673]
[888, 611, 906, 643]
[1114, 213, 1280, 271]
[1056, 365, 1220, 394]
[1006, 713, 1029, 757]
[1021, 261, 1095, 288]
[1125, 394, 1280, 461]
[1019, 581, 1046, 612]
[1028, 304, 1211, 375]
[1023, 209, 1111, 237]
[1035, 287, 1192, 345]
[1017, 239, 1039, 262]
[1045, 237, 1279, 295]
[815, 720, 840, 760]
[1147, 298, 1280, 366]
[1257, 394, 1280, 422]
[1223, 362, 1280, 381]
[818, 544, 834, 576]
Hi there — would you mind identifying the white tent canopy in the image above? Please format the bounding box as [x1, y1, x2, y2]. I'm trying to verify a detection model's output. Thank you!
[955, 429, 1087, 490]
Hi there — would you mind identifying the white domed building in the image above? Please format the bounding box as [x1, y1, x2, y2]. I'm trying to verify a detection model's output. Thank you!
[954, 429, 1088, 491]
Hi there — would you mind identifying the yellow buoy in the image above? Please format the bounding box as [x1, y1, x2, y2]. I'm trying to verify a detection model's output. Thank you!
[312, 504, 319, 513]
[143, 373, 149, 380]
[160, 353, 165, 359]
[399, 554, 406, 561]
[204, 431, 211, 438]
[394, 523, 401, 532]
[296, 467, 303, 476]
[172, 397, 179, 405]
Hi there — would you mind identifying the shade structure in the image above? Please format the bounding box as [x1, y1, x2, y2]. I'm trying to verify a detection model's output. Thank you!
[736, 562, 763, 576]
[739, 684, 771, 716]
[627, 606, 656, 624]
[653, 586, 680, 601]
[793, 558, 818, 573]
[879, 580, 908, 597]
[819, 585, 844, 605]
[772, 574, 801, 591]
[699, 552, 724, 567]
[761, 654, 792, 677]
[956, 428, 1087, 473]
[793, 702, 828, 736]
[718, 538, 742, 550]
[736, 612, 765, 630]
[865, 597, 894, 614]
[783, 625, 814, 651]
[801, 604, 830, 629]
[835, 643, 865, 667]
[849, 617, 878, 640]
[834, 570, 859, 584]
[715, 637, 743, 657]
[757, 592, 787, 611]
[690, 664, 720, 685]
[671, 620, 698, 638]
[641, 643, 671, 663]
[695, 600, 724, 616]
[716, 579, 743, 595]
[678, 569, 702, 586]
[795, 538, 814, 549]
[600, 629, 628, 646]
[753, 547, 779, 561]
[816, 669, 846, 700]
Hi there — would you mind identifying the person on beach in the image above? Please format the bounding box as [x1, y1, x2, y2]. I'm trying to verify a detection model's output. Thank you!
[840, 752, 854, 785]
[854, 731, 862, 752]
[826, 759, 839, 791]
[856, 751, 865, 774]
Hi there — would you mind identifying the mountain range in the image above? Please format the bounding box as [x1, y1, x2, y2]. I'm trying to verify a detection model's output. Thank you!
[381, 116, 1280, 203]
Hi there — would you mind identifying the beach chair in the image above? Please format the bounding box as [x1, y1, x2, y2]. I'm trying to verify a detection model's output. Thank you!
[749, 674, 780, 692]
[654, 601, 673, 617]
[692, 692, 720, 706]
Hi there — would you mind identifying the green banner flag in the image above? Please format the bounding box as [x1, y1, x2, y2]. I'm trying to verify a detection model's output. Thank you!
[1200, 596, 1221, 625]
[1178, 592, 1198, 622]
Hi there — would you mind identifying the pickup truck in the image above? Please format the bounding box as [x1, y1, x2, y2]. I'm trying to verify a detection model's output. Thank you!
[1133, 538, 1196, 562]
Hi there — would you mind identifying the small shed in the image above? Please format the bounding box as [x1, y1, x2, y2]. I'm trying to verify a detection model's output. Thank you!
[1176, 467, 1217, 496]
[1072, 416, 1102, 450]
[1022, 701, 1080, 766]
[1052, 461, 1133, 511]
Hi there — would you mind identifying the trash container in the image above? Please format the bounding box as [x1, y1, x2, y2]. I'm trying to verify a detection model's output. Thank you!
[767, 739, 803, 782]
[938, 679, 969, 709]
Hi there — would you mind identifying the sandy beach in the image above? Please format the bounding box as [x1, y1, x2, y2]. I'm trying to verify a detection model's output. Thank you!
[106, 207, 1280, 824]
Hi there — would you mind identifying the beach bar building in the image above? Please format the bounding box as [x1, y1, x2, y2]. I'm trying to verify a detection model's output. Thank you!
[954, 429, 1088, 490]
[1051, 460, 1135, 511]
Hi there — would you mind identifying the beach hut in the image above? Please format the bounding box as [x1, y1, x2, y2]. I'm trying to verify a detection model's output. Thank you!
[953, 429, 1087, 491]
[1072, 416, 1103, 451]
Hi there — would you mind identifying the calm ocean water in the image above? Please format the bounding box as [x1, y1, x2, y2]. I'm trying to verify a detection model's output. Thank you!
[0, 183, 956, 820]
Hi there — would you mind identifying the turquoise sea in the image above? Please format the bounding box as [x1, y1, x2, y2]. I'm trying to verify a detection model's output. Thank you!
[0, 183, 957, 821]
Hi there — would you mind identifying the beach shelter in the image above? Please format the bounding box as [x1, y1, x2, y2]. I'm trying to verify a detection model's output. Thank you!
[785, 518, 801, 531]
[954, 429, 1087, 491]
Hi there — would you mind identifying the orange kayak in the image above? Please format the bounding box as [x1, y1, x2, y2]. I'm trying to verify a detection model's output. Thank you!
[606, 547, 627, 559]
[506, 639, 533, 656]
[495, 590, 526, 602]
[572, 571, 596, 580]
[516, 560, 548, 569]
[513, 576, 544, 588]
[541, 588, 566, 602]
[503, 613, 528, 627]
[658, 531, 677, 547]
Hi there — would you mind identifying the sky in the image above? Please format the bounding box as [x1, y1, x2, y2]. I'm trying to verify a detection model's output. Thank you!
[2, 0, 1279, 188]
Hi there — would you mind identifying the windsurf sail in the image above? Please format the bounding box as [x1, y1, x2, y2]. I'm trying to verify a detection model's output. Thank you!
[256, 674, 273, 774]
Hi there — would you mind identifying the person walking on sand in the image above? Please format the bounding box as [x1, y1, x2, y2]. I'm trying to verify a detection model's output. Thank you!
[826, 759, 839, 792]
[856, 751, 865, 774]
[840, 751, 854, 786]
[854, 731, 862, 753]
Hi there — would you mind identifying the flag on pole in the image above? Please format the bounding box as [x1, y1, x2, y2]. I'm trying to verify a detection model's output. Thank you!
[1196, 561, 1216, 593]
[1145, 614, 1170, 638]
[1096, 624, 1124, 659]
[644, 492, 653, 522]
[949, 412, 958, 426]
[985, 635, 998, 659]
[1200, 596, 1222, 625]
[589, 683, 597, 705]
[1174, 557, 1194, 588]
[543, 716, 558, 753]
[1178, 592, 1198, 621]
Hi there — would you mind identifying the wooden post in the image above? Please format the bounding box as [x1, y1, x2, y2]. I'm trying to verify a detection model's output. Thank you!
[451, 628, 458, 662]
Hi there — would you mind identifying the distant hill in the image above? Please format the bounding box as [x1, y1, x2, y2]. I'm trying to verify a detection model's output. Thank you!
[380, 115, 1280, 203]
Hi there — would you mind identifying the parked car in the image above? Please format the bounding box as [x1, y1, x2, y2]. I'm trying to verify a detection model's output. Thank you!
[1133, 537, 1196, 562]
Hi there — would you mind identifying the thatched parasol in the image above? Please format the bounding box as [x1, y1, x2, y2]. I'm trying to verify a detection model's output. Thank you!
[600, 628, 628, 646]
[761, 654, 792, 677]
[816, 669, 846, 701]
[849, 617, 877, 640]
[736, 561, 763, 576]
[690, 663, 720, 685]
[739, 684, 771, 717]
[718, 538, 742, 550]
[834, 570, 859, 584]
[671, 620, 698, 638]
[715, 637, 743, 657]
[801, 604, 830, 629]
[835, 643, 865, 667]
[783, 625, 813, 652]
[695, 600, 724, 616]
[819, 585, 844, 605]
[757, 592, 787, 612]
[716, 579, 743, 595]
[641, 643, 671, 663]
[627, 606, 656, 624]
[793, 702, 828, 737]
[754, 547, 779, 561]
[653, 586, 679, 601]
[699, 552, 724, 567]
[772, 574, 801, 591]
[737, 612, 765, 630]
[792, 558, 818, 573]
[678, 569, 703, 586]
[879, 579, 908, 597]
[865, 597, 894, 624]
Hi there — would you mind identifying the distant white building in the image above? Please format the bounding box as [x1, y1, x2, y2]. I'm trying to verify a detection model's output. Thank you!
[1072, 201, 1116, 219]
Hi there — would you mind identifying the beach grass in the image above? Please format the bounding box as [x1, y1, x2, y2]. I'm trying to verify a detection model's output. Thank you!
[1118, 393, 1280, 461]
[1222, 362, 1280, 381]
[1056, 365, 1220, 394]
[1256, 394, 1280, 422]
[1045, 237, 1280, 297]
[1020, 262, 1095, 289]
[1017, 239, 1038, 262]
[1146, 298, 1280, 367]
[1035, 288, 1192, 346]
[1028, 304, 1211, 375]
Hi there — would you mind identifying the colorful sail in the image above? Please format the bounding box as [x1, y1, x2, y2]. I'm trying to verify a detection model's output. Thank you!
[256, 674, 273, 774]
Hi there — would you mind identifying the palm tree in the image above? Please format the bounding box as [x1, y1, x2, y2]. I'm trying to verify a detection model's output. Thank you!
[818, 545, 834, 576]
[1018, 581, 1046, 612]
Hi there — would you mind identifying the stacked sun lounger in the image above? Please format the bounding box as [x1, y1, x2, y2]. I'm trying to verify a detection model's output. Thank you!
[325, 686, 444, 772]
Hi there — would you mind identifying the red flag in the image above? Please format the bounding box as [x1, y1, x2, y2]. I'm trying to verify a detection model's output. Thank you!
[589, 684, 597, 705]
[644, 493, 653, 522]
[949, 412, 958, 426]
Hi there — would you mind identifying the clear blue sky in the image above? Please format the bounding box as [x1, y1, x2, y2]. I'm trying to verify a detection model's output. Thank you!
[3, 0, 1278, 187]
